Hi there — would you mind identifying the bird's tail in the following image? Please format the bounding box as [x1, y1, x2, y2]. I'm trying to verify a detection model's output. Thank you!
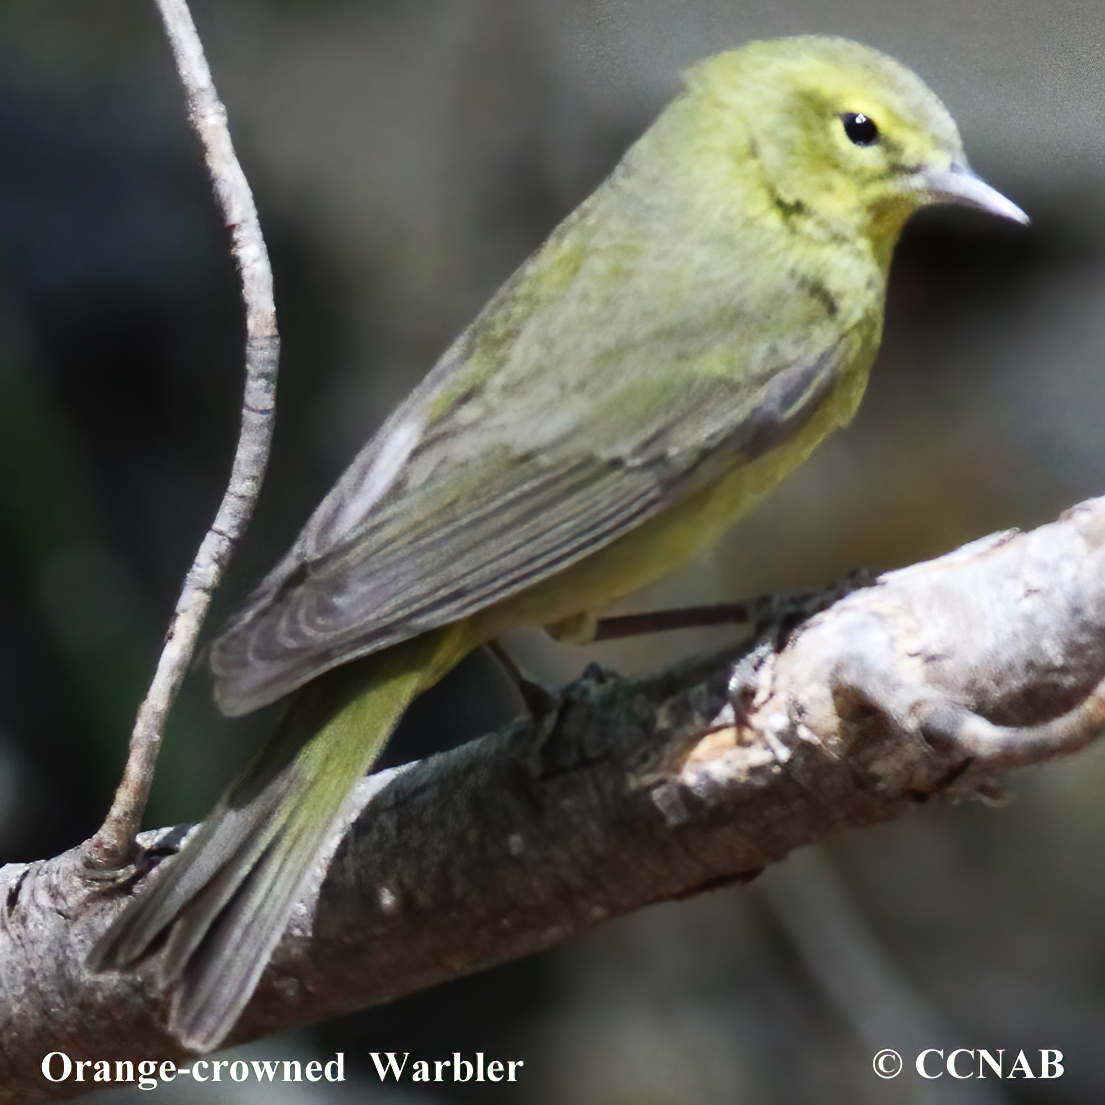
[88, 622, 477, 1052]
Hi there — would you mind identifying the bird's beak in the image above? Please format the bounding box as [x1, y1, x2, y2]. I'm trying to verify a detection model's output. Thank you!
[920, 164, 1029, 225]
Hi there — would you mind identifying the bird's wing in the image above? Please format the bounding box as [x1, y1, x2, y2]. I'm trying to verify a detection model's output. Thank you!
[212, 327, 855, 715]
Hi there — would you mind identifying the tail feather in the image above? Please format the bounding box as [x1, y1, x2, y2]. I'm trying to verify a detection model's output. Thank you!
[89, 625, 475, 1052]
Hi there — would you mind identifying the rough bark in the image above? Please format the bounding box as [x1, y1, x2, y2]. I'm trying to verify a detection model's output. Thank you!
[3, 496, 1105, 1101]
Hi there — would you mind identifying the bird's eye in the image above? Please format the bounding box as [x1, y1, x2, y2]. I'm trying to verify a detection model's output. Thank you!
[841, 112, 880, 146]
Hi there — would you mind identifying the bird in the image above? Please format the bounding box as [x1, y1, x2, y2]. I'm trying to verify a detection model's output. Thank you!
[89, 35, 1028, 1051]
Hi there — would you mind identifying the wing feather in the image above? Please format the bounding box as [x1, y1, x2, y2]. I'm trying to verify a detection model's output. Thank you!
[212, 333, 850, 715]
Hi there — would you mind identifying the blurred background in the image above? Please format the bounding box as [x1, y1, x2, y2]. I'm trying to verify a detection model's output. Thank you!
[1, 0, 1103, 1101]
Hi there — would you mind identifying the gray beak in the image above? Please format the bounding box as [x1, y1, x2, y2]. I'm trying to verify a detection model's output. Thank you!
[920, 165, 1029, 225]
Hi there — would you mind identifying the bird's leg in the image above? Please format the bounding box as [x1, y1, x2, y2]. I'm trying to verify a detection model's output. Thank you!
[589, 602, 754, 640]
[483, 640, 561, 726]
[586, 571, 879, 642]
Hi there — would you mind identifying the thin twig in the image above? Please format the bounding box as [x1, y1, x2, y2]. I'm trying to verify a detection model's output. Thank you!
[85, 0, 278, 870]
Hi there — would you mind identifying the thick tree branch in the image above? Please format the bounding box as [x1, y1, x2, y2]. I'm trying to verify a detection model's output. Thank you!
[84, 0, 279, 870]
[2, 497, 1104, 1099]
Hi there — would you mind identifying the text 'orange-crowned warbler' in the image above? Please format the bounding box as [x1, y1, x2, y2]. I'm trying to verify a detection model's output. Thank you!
[90, 35, 1027, 1050]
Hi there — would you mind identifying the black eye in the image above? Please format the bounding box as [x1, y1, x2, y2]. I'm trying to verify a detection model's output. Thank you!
[841, 112, 879, 146]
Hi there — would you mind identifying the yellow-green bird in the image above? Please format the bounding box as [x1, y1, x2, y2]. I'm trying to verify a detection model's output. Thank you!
[90, 35, 1027, 1050]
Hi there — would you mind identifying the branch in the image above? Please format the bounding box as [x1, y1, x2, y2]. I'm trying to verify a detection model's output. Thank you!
[84, 0, 278, 868]
[3, 497, 1104, 1099]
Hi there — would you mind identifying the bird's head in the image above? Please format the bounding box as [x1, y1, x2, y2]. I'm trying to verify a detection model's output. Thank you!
[685, 37, 1027, 259]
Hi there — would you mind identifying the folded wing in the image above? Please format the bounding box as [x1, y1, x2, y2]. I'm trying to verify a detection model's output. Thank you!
[212, 326, 852, 716]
